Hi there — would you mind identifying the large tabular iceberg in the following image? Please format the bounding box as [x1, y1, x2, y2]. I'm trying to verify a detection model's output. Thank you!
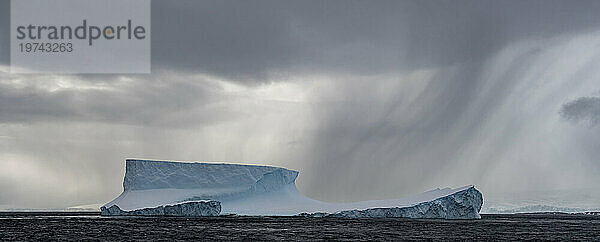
[101, 159, 483, 218]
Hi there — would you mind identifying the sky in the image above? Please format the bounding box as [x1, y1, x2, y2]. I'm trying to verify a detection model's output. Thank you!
[2, 0, 600, 209]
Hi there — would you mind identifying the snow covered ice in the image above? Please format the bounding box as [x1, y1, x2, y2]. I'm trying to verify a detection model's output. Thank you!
[101, 159, 483, 218]
[304, 186, 483, 219]
[101, 201, 221, 216]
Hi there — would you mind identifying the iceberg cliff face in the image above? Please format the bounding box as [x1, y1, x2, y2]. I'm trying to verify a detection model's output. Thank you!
[102, 159, 483, 218]
[101, 201, 221, 217]
[122, 159, 298, 191]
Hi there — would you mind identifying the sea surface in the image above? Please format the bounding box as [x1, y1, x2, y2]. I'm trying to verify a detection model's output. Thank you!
[1, 212, 599, 240]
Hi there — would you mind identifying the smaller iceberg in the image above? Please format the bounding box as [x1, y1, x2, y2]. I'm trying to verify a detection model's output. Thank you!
[301, 186, 482, 219]
[101, 201, 221, 217]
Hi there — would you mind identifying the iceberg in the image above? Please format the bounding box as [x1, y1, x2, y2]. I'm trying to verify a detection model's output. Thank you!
[101, 159, 483, 218]
[101, 201, 221, 216]
[302, 186, 482, 219]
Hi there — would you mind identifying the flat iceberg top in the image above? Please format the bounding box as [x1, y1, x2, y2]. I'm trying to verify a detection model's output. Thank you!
[123, 159, 298, 191]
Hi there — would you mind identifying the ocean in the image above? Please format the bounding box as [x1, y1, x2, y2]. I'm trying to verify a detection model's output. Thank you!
[1, 212, 599, 240]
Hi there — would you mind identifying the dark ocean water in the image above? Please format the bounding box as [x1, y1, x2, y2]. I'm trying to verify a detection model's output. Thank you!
[1, 212, 599, 240]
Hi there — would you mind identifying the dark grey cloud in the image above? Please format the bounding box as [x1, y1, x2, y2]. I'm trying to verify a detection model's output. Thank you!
[0, 72, 236, 127]
[560, 96, 600, 127]
[149, 0, 600, 79]
[3, 0, 600, 79]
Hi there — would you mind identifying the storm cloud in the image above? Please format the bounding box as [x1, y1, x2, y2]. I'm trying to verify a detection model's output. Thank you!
[560, 96, 600, 127]
[147, 0, 600, 79]
[2, 0, 600, 208]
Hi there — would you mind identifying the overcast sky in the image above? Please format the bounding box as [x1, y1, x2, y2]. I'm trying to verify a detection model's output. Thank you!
[2, 0, 600, 209]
